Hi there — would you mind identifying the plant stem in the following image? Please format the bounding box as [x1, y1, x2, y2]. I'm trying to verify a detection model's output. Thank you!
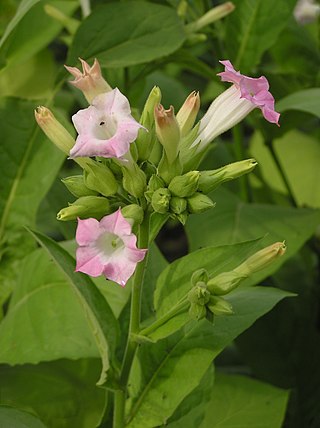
[113, 214, 150, 427]
[232, 125, 250, 202]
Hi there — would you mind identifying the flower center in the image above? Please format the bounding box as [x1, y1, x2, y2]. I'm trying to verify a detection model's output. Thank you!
[93, 115, 118, 140]
[95, 231, 124, 258]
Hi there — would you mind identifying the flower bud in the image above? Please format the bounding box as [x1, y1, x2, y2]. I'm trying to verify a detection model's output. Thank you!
[207, 296, 233, 316]
[35, 106, 74, 155]
[121, 204, 144, 225]
[151, 188, 171, 214]
[234, 242, 286, 277]
[207, 271, 247, 295]
[191, 268, 209, 287]
[187, 193, 215, 214]
[188, 283, 210, 305]
[158, 154, 182, 185]
[61, 175, 98, 198]
[155, 104, 180, 164]
[121, 162, 147, 198]
[198, 159, 258, 194]
[57, 196, 110, 221]
[175, 211, 188, 225]
[185, 2, 235, 33]
[176, 91, 200, 137]
[65, 58, 112, 103]
[189, 303, 207, 321]
[84, 162, 118, 196]
[168, 171, 200, 197]
[170, 196, 187, 214]
[148, 175, 165, 192]
[136, 86, 162, 161]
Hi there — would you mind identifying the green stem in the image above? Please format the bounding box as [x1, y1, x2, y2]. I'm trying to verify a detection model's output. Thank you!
[113, 214, 150, 427]
[139, 299, 189, 337]
[232, 125, 250, 202]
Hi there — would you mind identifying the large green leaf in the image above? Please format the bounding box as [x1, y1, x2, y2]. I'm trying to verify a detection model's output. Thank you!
[68, 1, 186, 68]
[225, 0, 296, 72]
[0, 406, 47, 428]
[277, 89, 320, 119]
[0, 359, 106, 428]
[125, 286, 292, 427]
[201, 373, 289, 428]
[0, 1, 78, 68]
[0, 98, 64, 306]
[186, 187, 320, 281]
[27, 229, 119, 385]
[250, 130, 320, 208]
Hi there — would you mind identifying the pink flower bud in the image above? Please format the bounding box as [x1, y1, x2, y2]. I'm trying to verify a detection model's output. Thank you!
[155, 104, 180, 164]
[176, 91, 200, 136]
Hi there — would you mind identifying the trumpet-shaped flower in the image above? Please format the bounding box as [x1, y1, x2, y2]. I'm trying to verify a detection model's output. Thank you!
[75, 209, 147, 286]
[65, 58, 112, 103]
[192, 60, 280, 153]
[70, 88, 143, 159]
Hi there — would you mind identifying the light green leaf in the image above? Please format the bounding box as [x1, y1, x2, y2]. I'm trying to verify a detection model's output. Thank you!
[68, 2, 186, 68]
[0, 359, 106, 428]
[0, 97, 64, 306]
[225, 0, 296, 72]
[201, 373, 289, 428]
[0, 406, 47, 428]
[277, 88, 320, 119]
[186, 187, 320, 282]
[126, 286, 292, 427]
[27, 229, 119, 386]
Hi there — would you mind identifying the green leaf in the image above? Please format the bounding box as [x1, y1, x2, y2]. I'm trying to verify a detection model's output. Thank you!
[277, 88, 320, 119]
[201, 373, 289, 428]
[0, 1, 78, 68]
[0, 97, 64, 306]
[186, 187, 320, 282]
[26, 229, 119, 386]
[0, 406, 47, 428]
[68, 1, 186, 68]
[225, 0, 296, 72]
[250, 130, 320, 208]
[125, 286, 292, 427]
[0, 359, 106, 428]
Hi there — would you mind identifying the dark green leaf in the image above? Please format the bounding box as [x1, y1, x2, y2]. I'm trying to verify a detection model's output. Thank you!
[0, 406, 47, 428]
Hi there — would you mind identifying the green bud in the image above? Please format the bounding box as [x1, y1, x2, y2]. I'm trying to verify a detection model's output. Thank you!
[61, 175, 98, 198]
[170, 196, 187, 214]
[148, 175, 165, 192]
[121, 204, 144, 225]
[198, 159, 258, 194]
[136, 86, 162, 161]
[207, 296, 233, 316]
[57, 196, 110, 221]
[191, 268, 209, 287]
[188, 283, 210, 305]
[122, 163, 147, 198]
[175, 211, 188, 225]
[158, 154, 182, 185]
[168, 171, 200, 197]
[187, 193, 215, 214]
[207, 271, 247, 295]
[189, 303, 206, 321]
[84, 162, 118, 196]
[151, 188, 171, 214]
[155, 104, 180, 164]
[176, 91, 200, 137]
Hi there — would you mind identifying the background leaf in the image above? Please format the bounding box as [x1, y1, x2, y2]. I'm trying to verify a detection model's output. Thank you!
[68, 1, 186, 68]
[277, 89, 320, 118]
[0, 406, 47, 428]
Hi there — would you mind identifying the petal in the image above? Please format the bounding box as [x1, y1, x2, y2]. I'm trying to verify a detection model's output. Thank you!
[75, 246, 104, 277]
[262, 107, 280, 125]
[99, 209, 132, 236]
[239, 76, 269, 99]
[217, 60, 242, 85]
[76, 217, 101, 246]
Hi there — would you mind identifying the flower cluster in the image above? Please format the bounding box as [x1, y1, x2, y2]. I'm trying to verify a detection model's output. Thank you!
[35, 58, 280, 286]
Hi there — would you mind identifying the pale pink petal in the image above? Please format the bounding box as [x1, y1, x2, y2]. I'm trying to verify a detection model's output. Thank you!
[99, 209, 132, 236]
[75, 246, 104, 277]
[76, 217, 101, 246]
[217, 60, 242, 85]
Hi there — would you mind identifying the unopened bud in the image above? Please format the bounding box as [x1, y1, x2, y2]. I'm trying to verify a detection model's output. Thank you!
[57, 196, 110, 221]
[170, 196, 187, 214]
[188, 283, 210, 305]
[198, 159, 258, 194]
[169, 171, 200, 197]
[191, 268, 209, 287]
[65, 58, 111, 103]
[148, 175, 165, 192]
[155, 104, 180, 164]
[187, 193, 215, 214]
[122, 163, 147, 198]
[121, 204, 144, 225]
[189, 303, 207, 320]
[186, 2, 235, 33]
[61, 175, 98, 198]
[151, 188, 171, 214]
[207, 271, 247, 295]
[234, 242, 286, 277]
[176, 91, 200, 137]
[84, 162, 118, 196]
[136, 86, 162, 161]
[176, 211, 188, 225]
[207, 296, 233, 316]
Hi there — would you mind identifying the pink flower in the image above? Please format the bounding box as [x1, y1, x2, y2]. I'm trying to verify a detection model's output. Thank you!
[70, 88, 143, 159]
[65, 58, 112, 103]
[217, 60, 280, 125]
[75, 209, 147, 286]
